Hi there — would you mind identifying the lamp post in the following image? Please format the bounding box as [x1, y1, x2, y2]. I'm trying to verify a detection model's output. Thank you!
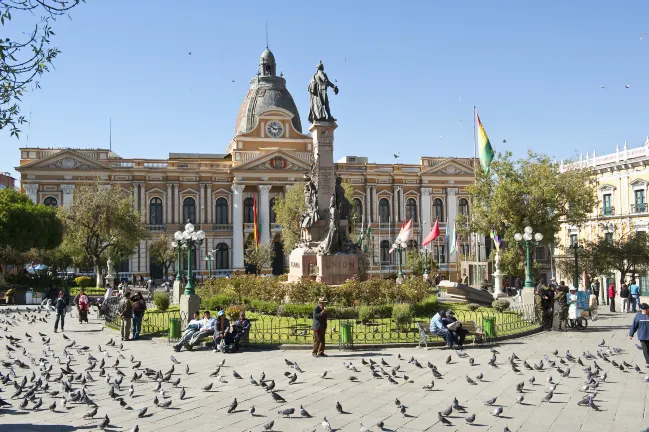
[171, 239, 182, 281]
[568, 242, 583, 289]
[420, 247, 429, 279]
[174, 222, 205, 296]
[514, 226, 543, 288]
[205, 250, 216, 279]
[396, 243, 404, 281]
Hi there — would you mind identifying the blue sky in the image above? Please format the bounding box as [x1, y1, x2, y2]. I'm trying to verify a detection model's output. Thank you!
[2, 1, 648, 182]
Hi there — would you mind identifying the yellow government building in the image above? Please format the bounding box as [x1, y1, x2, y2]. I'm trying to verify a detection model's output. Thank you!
[16, 48, 485, 281]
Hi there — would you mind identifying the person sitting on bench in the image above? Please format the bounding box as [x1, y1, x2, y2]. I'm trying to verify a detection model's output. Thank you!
[185, 310, 215, 350]
[442, 310, 467, 347]
[213, 310, 232, 352]
[232, 311, 251, 348]
[173, 311, 201, 352]
[430, 310, 457, 347]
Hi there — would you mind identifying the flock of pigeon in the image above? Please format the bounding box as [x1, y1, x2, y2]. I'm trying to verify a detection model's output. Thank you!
[0, 305, 647, 431]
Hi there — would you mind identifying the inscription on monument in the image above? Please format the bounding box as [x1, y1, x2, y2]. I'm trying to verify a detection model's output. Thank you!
[318, 166, 335, 200]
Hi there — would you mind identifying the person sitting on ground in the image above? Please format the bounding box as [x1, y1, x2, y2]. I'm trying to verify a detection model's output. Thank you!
[173, 311, 202, 352]
[442, 310, 467, 347]
[430, 310, 457, 347]
[185, 310, 216, 350]
[212, 310, 232, 353]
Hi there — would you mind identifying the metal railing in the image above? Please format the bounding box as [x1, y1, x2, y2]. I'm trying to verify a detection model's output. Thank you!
[148, 225, 166, 231]
[600, 206, 615, 216]
[212, 224, 233, 231]
[632, 203, 648, 213]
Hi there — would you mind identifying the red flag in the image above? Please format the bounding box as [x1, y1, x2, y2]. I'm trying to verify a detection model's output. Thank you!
[422, 220, 440, 246]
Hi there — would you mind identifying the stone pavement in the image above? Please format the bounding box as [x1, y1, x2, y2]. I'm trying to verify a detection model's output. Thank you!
[0, 307, 647, 432]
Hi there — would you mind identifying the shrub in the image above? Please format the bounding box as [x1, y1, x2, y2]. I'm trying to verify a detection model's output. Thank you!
[358, 305, 375, 323]
[373, 304, 394, 319]
[248, 299, 279, 315]
[225, 305, 246, 321]
[413, 295, 439, 317]
[466, 303, 481, 311]
[492, 299, 510, 312]
[328, 306, 357, 320]
[74, 276, 92, 288]
[281, 303, 314, 318]
[201, 294, 237, 311]
[153, 292, 170, 312]
[392, 303, 413, 329]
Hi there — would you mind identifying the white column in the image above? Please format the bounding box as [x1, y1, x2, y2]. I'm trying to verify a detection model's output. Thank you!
[174, 184, 180, 224]
[166, 184, 172, 224]
[420, 188, 432, 240]
[24, 184, 39, 204]
[133, 183, 139, 212]
[392, 186, 399, 224]
[207, 184, 213, 224]
[371, 186, 378, 223]
[140, 183, 146, 223]
[365, 185, 371, 224]
[232, 184, 245, 269]
[61, 185, 75, 208]
[259, 185, 272, 244]
[400, 187, 405, 222]
[446, 187, 458, 261]
[199, 183, 205, 225]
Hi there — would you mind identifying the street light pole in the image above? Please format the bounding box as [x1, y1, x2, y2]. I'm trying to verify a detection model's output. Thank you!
[174, 222, 205, 296]
[205, 252, 213, 279]
[171, 240, 182, 281]
[568, 243, 583, 288]
[514, 226, 544, 289]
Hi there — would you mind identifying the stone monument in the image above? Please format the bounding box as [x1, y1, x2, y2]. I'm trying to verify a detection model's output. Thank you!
[105, 259, 116, 289]
[288, 61, 367, 285]
[492, 251, 505, 298]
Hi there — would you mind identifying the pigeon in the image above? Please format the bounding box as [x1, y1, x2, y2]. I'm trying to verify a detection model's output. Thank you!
[476, 372, 484, 381]
[185, 365, 190, 375]
[278, 407, 295, 417]
[300, 404, 311, 417]
[228, 398, 238, 414]
[542, 391, 554, 403]
[33, 398, 43, 410]
[440, 406, 453, 417]
[137, 407, 148, 418]
[232, 370, 242, 379]
[446, 355, 452, 364]
[83, 406, 98, 418]
[48, 400, 56, 411]
[98, 415, 110, 430]
[130, 426, 139, 432]
[465, 413, 476, 424]
[271, 391, 285, 403]
[484, 397, 497, 406]
[400, 405, 407, 416]
[249, 405, 255, 416]
[438, 412, 452, 426]
[491, 406, 503, 417]
[263, 420, 274, 431]
[336, 401, 344, 413]
[322, 416, 332, 431]
[469, 357, 475, 366]
[202, 383, 213, 392]
[249, 375, 259, 386]
[170, 355, 180, 364]
[360, 423, 369, 432]
[466, 375, 477, 385]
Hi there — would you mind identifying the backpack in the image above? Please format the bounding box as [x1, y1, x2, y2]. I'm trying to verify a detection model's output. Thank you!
[620, 286, 629, 298]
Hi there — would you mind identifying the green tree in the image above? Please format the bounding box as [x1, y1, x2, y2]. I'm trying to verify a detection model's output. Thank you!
[555, 242, 609, 287]
[406, 248, 439, 277]
[0, 188, 62, 282]
[244, 242, 274, 275]
[458, 151, 597, 276]
[590, 226, 649, 285]
[59, 183, 148, 287]
[149, 233, 176, 278]
[1, 0, 84, 137]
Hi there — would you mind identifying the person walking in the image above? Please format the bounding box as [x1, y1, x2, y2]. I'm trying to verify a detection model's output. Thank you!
[620, 283, 630, 313]
[554, 282, 569, 331]
[117, 290, 132, 341]
[629, 303, 649, 368]
[591, 281, 600, 306]
[53, 291, 66, 333]
[608, 282, 617, 312]
[131, 293, 146, 340]
[630, 279, 641, 313]
[311, 297, 328, 358]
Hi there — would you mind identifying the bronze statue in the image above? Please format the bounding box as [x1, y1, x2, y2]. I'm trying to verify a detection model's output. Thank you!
[335, 176, 350, 220]
[319, 194, 340, 255]
[308, 61, 339, 123]
[301, 173, 319, 229]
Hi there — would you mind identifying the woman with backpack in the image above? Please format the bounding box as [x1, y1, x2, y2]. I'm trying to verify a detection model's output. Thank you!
[620, 283, 630, 313]
[130, 293, 146, 340]
[608, 282, 617, 312]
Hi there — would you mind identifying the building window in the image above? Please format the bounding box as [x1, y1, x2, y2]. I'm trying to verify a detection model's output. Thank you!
[433, 198, 444, 222]
[215, 243, 229, 270]
[459, 198, 469, 217]
[243, 197, 254, 223]
[149, 197, 163, 225]
[406, 198, 417, 222]
[353, 198, 363, 221]
[569, 234, 578, 247]
[269, 198, 277, 224]
[434, 244, 446, 263]
[215, 198, 228, 224]
[635, 190, 646, 213]
[380, 240, 391, 264]
[602, 193, 613, 215]
[535, 246, 547, 261]
[604, 232, 613, 244]
[182, 197, 196, 224]
[379, 198, 390, 223]
[459, 243, 470, 257]
[119, 259, 129, 273]
[43, 196, 58, 207]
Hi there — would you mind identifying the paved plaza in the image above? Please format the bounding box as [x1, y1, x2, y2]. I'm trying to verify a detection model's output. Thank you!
[0, 307, 647, 432]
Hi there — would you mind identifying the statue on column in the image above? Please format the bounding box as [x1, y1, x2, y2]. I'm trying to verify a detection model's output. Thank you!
[308, 61, 339, 123]
[335, 176, 350, 220]
[318, 194, 340, 255]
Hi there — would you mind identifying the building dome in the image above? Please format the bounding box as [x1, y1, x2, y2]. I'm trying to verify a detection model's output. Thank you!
[234, 48, 302, 135]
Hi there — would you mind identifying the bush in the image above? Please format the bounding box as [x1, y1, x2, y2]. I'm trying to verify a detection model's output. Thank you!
[328, 306, 357, 320]
[225, 305, 246, 321]
[74, 276, 92, 288]
[492, 299, 510, 312]
[413, 295, 439, 317]
[153, 292, 170, 312]
[281, 303, 314, 318]
[248, 299, 279, 315]
[466, 303, 481, 311]
[392, 303, 413, 329]
[373, 304, 394, 319]
[201, 294, 237, 312]
[358, 305, 375, 323]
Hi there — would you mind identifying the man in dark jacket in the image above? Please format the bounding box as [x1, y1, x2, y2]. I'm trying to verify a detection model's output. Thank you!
[540, 285, 555, 330]
[311, 297, 328, 358]
[629, 303, 649, 367]
[131, 293, 146, 340]
[54, 291, 66, 333]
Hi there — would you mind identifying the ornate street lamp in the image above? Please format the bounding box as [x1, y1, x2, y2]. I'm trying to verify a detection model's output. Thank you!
[174, 222, 205, 295]
[420, 247, 429, 278]
[171, 238, 183, 281]
[568, 242, 583, 289]
[205, 250, 216, 279]
[514, 226, 543, 288]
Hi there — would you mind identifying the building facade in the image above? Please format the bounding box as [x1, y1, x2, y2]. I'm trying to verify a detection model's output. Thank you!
[16, 48, 482, 281]
[0, 172, 16, 190]
[557, 139, 649, 294]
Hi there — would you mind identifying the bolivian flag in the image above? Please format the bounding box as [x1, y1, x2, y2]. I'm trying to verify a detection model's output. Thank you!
[477, 111, 495, 174]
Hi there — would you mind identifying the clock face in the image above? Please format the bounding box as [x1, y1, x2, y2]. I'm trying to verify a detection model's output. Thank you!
[266, 121, 284, 138]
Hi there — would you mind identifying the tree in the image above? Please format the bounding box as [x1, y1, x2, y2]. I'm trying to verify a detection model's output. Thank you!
[0, 188, 62, 282]
[149, 233, 175, 279]
[458, 151, 597, 276]
[59, 184, 148, 287]
[1, 0, 84, 137]
[592, 226, 649, 285]
[406, 248, 439, 277]
[244, 242, 274, 275]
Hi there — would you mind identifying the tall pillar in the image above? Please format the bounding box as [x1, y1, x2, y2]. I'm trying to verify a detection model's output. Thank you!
[207, 184, 213, 223]
[446, 187, 458, 261]
[24, 184, 38, 204]
[61, 185, 75, 208]
[174, 184, 180, 224]
[420, 188, 432, 240]
[309, 121, 337, 219]
[199, 183, 205, 225]
[392, 186, 399, 225]
[371, 186, 378, 223]
[133, 183, 139, 212]
[140, 183, 146, 223]
[166, 184, 172, 224]
[365, 185, 371, 224]
[232, 184, 245, 270]
[259, 185, 272, 244]
[400, 187, 406, 222]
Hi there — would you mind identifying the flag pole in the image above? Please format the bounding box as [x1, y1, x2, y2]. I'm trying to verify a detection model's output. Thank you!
[472, 106, 478, 261]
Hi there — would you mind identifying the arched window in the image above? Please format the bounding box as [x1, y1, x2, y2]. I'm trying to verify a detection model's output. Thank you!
[215, 243, 229, 270]
[149, 197, 163, 225]
[433, 198, 444, 222]
[182, 197, 196, 223]
[243, 198, 254, 223]
[215, 198, 228, 224]
[380, 240, 391, 264]
[43, 196, 58, 207]
[379, 198, 390, 223]
[459, 198, 469, 217]
[353, 198, 363, 221]
[269, 198, 277, 224]
[406, 198, 417, 222]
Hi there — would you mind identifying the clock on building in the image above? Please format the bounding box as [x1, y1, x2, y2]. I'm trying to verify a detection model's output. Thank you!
[266, 120, 284, 138]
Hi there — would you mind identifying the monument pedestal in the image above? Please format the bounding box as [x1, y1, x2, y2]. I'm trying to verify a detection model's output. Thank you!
[521, 288, 536, 321]
[492, 271, 505, 298]
[172, 280, 184, 304]
[180, 294, 200, 327]
[316, 254, 359, 285]
[288, 248, 318, 282]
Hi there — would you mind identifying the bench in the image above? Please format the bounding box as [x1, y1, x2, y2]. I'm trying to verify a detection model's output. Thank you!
[417, 321, 485, 348]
